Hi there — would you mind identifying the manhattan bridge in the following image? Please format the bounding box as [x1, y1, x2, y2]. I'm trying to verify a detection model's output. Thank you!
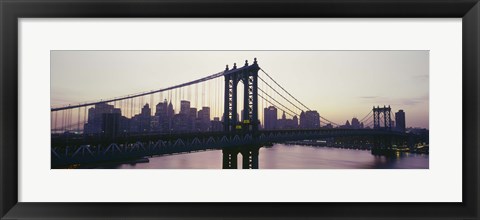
[51, 58, 409, 169]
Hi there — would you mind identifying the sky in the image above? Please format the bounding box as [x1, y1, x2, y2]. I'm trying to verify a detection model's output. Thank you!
[51, 51, 429, 129]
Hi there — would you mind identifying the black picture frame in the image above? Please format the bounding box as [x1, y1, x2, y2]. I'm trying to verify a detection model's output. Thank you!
[1, 0, 479, 219]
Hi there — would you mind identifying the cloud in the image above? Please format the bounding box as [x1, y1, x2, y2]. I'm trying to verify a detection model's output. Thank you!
[359, 96, 379, 99]
[359, 95, 428, 107]
[399, 99, 422, 106]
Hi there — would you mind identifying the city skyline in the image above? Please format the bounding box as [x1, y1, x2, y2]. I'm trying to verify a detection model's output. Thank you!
[80, 99, 333, 137]
[78, 98, 407, 135]
[51, 51, 429, 129]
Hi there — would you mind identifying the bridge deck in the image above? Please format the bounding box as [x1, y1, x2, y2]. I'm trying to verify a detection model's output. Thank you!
[51, 129, 405, 168]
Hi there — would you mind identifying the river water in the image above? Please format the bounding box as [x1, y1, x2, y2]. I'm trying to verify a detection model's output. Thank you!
[97, 144, 429, 169]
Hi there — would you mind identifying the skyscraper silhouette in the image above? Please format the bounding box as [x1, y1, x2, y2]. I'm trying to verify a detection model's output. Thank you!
[395, 110, 406, 132]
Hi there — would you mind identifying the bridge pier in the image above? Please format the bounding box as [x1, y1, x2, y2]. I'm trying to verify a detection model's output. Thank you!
[241, 147, 259, 169]
[222, 146, 260, 169]
[222, 149, 238, 169]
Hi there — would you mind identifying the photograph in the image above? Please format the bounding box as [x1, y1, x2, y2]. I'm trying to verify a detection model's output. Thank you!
[50, 51, 429, 169]
[3, 0, 477, 218]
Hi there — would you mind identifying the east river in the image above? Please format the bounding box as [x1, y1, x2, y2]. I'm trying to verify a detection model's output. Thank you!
[94, 144, 429, 169]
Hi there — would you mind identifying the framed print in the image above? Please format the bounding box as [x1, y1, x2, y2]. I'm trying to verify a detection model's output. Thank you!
[1, 0, 479, 219]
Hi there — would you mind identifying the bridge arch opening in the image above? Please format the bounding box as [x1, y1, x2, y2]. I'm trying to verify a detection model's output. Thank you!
[237, 81, 245, 128]
[237, 153, 243, 169]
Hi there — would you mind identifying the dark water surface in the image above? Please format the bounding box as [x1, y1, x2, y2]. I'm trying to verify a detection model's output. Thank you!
[97, 144, 429, 169]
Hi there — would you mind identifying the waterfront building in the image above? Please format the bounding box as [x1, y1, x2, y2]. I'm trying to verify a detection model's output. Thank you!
[130, 103, 152, 133]
[154, 99, 174, 132]
[277, 111, 299, 129]
[351, 117, 360, 129]
[264, 106, 277, 130]
[300, 110, 320, 129]
[197, 107, 210, 131]
[84, 103, 122, 134]
[211, 117, 223, 131]
[172, 113, 190, 132]
[180, 100, 190, 115]
[101, 112, 121, 138]
[395, 110, 406, 132]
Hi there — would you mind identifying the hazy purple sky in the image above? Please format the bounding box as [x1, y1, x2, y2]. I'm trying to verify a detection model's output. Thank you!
[51, 51, 429, 128]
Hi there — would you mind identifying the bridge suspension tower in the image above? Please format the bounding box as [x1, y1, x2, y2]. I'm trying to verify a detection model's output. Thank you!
[222, 58, 260, 169]
[373, 105, 392, 130]
[223, 58, 260, 134]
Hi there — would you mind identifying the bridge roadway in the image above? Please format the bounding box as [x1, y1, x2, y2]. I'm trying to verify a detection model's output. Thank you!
[51, 128, 405, 168]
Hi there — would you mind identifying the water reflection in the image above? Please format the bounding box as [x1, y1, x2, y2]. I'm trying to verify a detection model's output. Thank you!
[95, 144, 429, 169]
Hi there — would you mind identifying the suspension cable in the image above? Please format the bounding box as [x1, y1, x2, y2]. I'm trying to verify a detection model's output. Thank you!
[260, 68, 311, 111]
[258, 94, 296, 118]
[51, 70, 225, 111]
[258, 76, 304, 112]
[258, 89, 298, 117]
[359, 110, 373, 123]
[260, 68, 341, 126]
[320, 115, 340, 127]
